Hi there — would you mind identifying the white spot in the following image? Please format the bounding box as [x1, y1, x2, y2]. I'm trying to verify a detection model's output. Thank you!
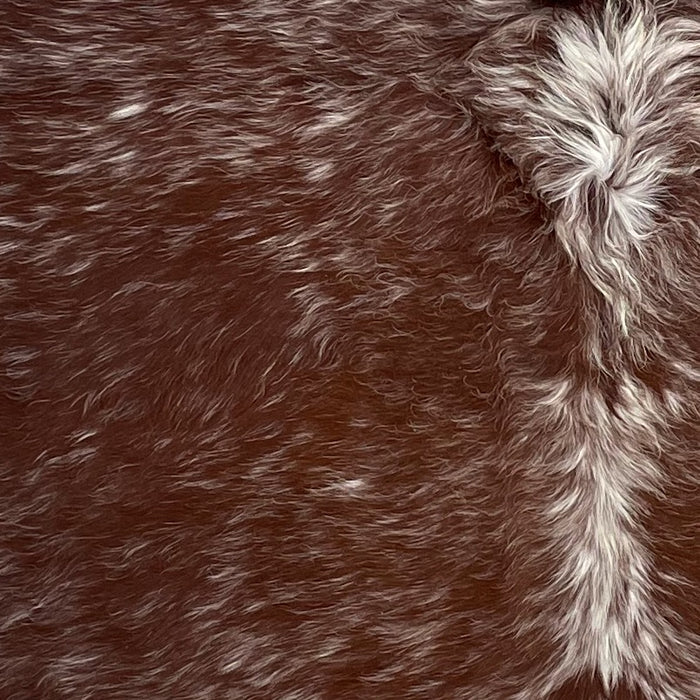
[306, 109, 356, 135]
[109, 102, 148, 120]
[340, 478, 365, 491]
[318, 478, 366, 495]
[305, 160, 334, 182]
[107, 150, 136, 163]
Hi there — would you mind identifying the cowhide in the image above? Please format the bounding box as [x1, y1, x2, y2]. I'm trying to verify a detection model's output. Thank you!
[1, 1, 698, 698]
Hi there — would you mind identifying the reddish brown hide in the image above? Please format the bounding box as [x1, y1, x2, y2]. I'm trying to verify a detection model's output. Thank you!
[1, 1, 698, 698]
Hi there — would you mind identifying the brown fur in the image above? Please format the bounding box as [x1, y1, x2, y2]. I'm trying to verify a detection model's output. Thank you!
[1, 1, 698, 698]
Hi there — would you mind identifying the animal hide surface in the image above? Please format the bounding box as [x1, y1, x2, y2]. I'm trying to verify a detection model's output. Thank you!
[1, 1, 699, 698]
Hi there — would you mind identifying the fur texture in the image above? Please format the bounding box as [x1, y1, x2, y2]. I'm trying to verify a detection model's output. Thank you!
[1, 1, 698, 698]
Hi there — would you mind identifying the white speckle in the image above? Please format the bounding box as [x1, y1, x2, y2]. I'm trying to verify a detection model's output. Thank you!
[62, 260, 93, 276]
[73, 429, 97, 444]
[305, 160, 334, 182]
[342, 479, 365, 491]
[317, 478, 367, 496]
[109, 102, 148, 120]
[83, 202, 108, 212]
[307, 109, 356, 135]
[107, 150, 136, 163]
[334, 478, 366, 495]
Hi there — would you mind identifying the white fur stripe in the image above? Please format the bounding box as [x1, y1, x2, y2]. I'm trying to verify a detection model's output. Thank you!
[470, 2, 700, 695]
[535, 8, 698, 695]
[530, 375, 683, 698]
